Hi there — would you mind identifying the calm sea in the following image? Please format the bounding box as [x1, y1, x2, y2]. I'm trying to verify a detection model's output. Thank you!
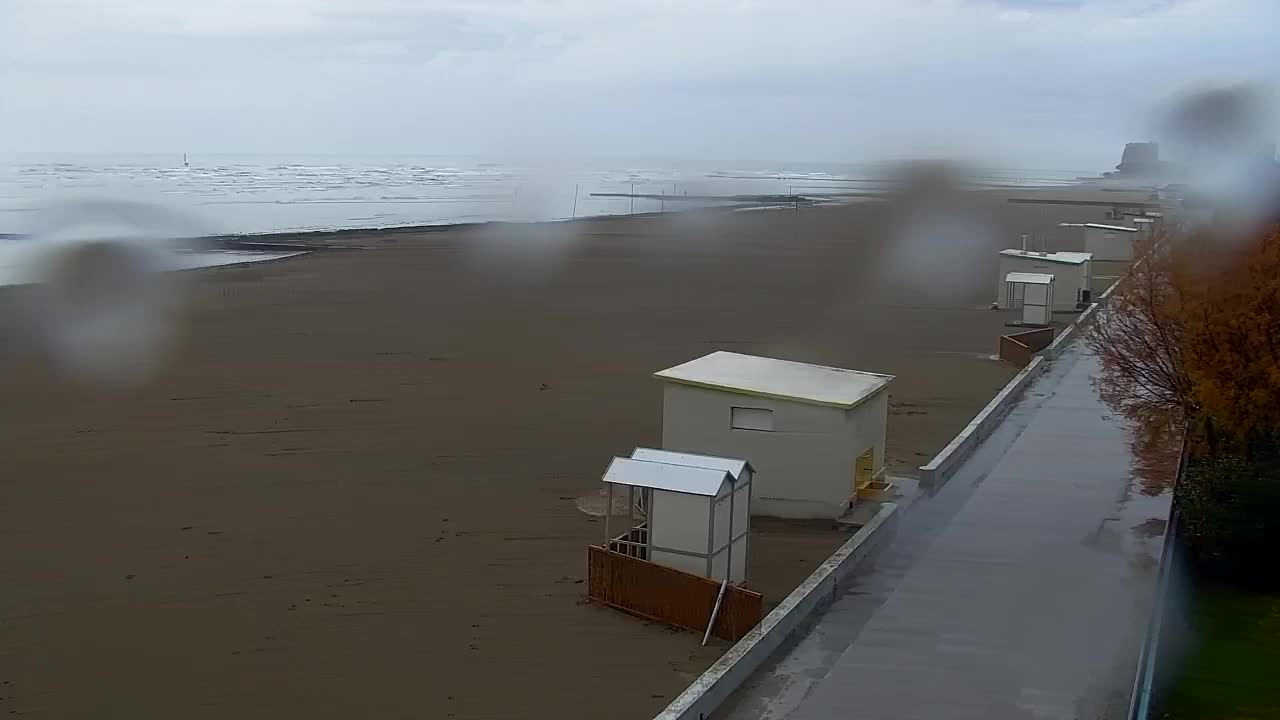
[0, 153, 1086, 238]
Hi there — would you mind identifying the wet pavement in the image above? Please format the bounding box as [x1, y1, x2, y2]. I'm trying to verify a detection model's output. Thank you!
[718, 343, 1172, 720]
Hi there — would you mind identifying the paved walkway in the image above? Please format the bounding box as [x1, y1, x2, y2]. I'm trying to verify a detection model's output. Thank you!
[720, 344, 1172, 720]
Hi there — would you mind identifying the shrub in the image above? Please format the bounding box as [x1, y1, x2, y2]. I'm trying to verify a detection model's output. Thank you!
[1179, 453, 1280, 589]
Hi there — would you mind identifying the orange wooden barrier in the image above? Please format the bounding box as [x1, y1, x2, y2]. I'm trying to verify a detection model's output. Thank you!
[999, 326, 1056, 367]
[587, 545, 763, 642]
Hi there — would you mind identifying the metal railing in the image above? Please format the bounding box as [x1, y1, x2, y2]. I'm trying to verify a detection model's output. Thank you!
[1127, 429, 1189, 720]
[608, 522, 649, 560]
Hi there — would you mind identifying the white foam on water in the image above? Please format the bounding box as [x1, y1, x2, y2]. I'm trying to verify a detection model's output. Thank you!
[168, 250, 305, 271]
[0, 247, 305, 287]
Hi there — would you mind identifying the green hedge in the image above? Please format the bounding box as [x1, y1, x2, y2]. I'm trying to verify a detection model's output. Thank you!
[1179, 454, 1280, 589]
[1158, 585, 1280, 720]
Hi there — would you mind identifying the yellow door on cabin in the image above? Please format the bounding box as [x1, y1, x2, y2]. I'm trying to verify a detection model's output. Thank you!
[854, 448, 874, 494]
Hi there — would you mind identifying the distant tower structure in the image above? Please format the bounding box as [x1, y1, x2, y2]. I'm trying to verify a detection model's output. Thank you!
[1115, 142, 1160, 175]
[183, 153, 189, 169]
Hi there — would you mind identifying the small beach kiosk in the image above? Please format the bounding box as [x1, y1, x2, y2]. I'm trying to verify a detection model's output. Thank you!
[655, 351, 894, 520]
[1060, 222, 1140, 263]
[599, 449, 751, 583]
[588, 448, 763, 642]
[997, 249, 1093, 311]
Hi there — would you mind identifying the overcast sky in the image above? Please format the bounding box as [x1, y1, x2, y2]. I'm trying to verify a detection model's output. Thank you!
[1, 0, 1276, 169]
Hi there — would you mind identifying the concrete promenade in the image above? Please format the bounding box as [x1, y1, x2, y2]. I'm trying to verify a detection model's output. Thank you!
[720, 343, 1173, 720]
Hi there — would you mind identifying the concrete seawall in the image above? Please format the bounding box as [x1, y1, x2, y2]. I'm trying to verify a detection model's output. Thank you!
[917, 355, 1047, 487]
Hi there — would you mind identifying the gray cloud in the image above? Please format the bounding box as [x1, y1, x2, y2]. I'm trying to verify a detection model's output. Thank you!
[1, 0, 1275, 168]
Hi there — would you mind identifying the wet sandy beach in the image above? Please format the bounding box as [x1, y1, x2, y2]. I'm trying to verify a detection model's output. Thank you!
[0, 192, 1138, 718]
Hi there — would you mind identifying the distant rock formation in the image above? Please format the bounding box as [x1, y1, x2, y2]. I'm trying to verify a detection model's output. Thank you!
[1115, 142, 1163, 176]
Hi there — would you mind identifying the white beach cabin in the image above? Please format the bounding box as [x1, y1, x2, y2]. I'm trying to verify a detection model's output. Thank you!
[1005, 272, 1054, 327]
[1060, 222, 1141, 263]
[600, 449, 751, 584]
[997, 249, 1093, 311]
[655, 351, 893, 520]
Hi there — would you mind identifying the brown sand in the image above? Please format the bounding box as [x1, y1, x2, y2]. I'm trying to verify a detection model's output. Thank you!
[0, 192, 1137, 718]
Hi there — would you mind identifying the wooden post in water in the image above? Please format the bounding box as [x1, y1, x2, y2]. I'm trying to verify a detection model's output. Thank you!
[790, 185, 799, 243]
[630, 182, 635, 215]
[572, 184, 579, 219]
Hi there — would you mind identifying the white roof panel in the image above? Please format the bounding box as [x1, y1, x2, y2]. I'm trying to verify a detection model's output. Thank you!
[1133, 218, 1155, 224]
[1083, 223, 1139, 232]
[602, 457, 729, 496]
[1052, 251, 1094, 263]
[655, 351, 893, 409]
[1000, 249, 1092, 265]
[1005, 272, 1054, 285]
[630, 448, 749, 480]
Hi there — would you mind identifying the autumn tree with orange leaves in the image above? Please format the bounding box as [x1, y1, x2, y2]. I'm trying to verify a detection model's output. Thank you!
[1089, 222, 1280, 455]
[1091, 221, 1280, 583]
[1087, 230, 1197, 428]
[1181, 225, 1280, 452]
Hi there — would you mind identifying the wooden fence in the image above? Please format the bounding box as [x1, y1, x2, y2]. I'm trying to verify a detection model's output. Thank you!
[587, 545, 763, 642]
[999, 326, 1056, 367]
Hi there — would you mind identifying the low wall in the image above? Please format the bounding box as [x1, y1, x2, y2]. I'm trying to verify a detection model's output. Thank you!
[917, 355, 1046, 487]
[587, 546, 763, 642]
[654, 502, 898, 720]
[999, 327, 1056, 367]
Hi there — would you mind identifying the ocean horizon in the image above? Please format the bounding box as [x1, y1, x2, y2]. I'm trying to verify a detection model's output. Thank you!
[1, 153, 1091, 238]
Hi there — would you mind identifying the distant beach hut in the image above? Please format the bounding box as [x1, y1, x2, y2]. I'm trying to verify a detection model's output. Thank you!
[1004, 272, 1055, 327]
[654, 351, 893, 520]
[1060, 222, 1140, 263]
[997, 249, 1092, 311]
[1132, 217, 1157, 240]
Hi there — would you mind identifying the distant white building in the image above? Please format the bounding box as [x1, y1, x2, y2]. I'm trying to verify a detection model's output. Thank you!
[1060, 222, 1140, 262]
[655, 351, 893, 520]
[997, 249, 1093, 311]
